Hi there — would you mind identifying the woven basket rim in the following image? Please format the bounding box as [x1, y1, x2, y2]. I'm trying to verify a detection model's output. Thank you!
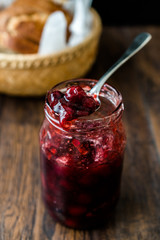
[0, 8, 102, 69]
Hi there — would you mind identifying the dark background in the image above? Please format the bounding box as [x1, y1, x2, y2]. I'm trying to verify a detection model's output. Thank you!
[92, 1, 160, 25]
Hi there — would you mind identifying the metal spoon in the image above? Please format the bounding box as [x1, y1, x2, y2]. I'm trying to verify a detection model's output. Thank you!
[89, 32, 152, 98]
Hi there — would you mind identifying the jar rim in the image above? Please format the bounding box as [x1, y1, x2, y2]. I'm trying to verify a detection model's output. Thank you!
[44, 78, 124, 133]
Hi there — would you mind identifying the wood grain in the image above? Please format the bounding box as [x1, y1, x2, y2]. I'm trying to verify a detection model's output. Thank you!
[0, 26, 160, 240]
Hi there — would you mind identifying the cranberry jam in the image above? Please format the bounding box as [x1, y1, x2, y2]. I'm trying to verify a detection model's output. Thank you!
[39, 79, 126, 229]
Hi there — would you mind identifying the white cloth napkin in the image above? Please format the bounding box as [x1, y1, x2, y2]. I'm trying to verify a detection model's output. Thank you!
[68, 0, 93, 46]
[38, 11, 67, 55]
[39, 0, 93, 55]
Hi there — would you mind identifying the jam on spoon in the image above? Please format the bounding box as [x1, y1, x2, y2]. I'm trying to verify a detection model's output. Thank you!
[47, 85, 99, 128]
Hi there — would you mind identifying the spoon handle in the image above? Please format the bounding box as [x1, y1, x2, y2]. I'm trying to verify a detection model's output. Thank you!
[89, 32, 152, 95]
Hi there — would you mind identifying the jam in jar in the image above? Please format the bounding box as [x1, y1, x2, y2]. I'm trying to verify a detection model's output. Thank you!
[39, 79, 126, 229]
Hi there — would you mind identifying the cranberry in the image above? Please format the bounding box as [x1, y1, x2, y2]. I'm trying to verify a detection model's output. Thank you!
[82, 96, 98, 112]
[47, 90, 64, 109]
[41, 142, 57, 160]
[59, 104, 74, 126]
[72, 139, 81, 148]
[64, 86, 86, 103]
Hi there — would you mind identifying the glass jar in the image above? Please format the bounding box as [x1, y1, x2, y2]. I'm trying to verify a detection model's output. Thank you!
[39, 79, 126, 229]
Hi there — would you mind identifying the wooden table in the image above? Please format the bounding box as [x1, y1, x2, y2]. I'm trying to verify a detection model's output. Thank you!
[0, 26, 160, 240]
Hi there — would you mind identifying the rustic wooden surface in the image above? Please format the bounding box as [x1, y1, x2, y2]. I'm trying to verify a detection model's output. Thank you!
[0, 26, 160, 240]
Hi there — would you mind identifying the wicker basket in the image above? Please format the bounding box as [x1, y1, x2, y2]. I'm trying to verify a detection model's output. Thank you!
[0, 8, 102, 96]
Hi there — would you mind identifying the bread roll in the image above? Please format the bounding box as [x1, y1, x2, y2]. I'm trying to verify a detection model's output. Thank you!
[0, 0, 72, 54]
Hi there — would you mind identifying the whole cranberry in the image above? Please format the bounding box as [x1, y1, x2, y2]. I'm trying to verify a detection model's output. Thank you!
[82, 96, 99, 112]
[48, 90, 64, 109]
[64, 86, 86, 103]
[59, 104, 74, 126]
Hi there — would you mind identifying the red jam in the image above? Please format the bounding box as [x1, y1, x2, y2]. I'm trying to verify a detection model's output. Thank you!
[47, 86, 99, 128]
[40, 79, 126, 229]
